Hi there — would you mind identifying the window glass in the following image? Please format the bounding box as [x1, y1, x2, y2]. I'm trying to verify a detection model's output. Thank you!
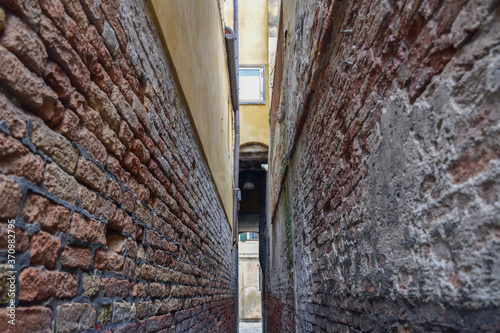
[247, 232, 259, 240]
[239, 66, 265, 104]
[238, 232, 259, 241]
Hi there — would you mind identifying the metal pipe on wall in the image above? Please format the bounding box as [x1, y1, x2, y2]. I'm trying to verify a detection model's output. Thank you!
[224, 0, 239, 246]
[224, 27, 238, 113]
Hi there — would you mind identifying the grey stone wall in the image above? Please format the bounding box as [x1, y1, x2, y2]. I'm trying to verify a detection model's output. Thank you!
[267, 0, 500, 331]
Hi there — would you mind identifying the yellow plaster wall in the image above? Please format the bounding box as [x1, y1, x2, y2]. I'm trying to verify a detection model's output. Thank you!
[224, 0, 270, 147]
[223, 0, 234, 29]
[148, 0, 234, 226]
[240, 0, 269, 146]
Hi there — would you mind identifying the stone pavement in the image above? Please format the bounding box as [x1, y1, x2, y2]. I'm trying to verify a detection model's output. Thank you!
[239, 321, 262, 333]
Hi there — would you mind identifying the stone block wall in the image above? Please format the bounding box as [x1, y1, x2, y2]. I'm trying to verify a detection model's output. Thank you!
[0, 0, 237, 332]
[267, 0, 500, 332]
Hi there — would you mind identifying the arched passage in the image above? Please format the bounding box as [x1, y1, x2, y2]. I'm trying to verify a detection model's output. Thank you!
[238, 142, 267, 328]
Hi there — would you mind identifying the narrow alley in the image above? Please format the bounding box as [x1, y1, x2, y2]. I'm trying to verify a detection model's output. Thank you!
[0, 0, 499, 332]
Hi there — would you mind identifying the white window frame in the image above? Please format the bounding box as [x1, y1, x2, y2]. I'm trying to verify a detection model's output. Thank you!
[239, 65, 265, 105]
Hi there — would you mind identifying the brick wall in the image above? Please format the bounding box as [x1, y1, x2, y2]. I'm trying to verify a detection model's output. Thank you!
[267, 0, 500, 332]
[0, 0, 237, 332]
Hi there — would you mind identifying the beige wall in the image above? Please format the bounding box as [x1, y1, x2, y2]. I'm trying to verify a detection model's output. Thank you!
[148, 0, 234, 225]
[224, 0, 270, 146]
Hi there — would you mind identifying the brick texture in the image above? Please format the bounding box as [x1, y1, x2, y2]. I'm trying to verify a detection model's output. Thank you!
[267, 0, 500, 332]
[0, 0, 237, 332]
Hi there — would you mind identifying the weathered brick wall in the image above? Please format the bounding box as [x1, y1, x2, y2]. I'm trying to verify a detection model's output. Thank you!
[0, 0, 237, 332]
[267, 0, 500, 332]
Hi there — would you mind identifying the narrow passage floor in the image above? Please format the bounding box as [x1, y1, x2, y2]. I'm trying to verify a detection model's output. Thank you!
[239, 321, 263, 333]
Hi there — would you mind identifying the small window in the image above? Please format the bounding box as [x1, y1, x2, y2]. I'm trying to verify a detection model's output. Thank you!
[239, 232, 259, 242]
[239, 65, 265, 104]
[247, 232, 259, 240]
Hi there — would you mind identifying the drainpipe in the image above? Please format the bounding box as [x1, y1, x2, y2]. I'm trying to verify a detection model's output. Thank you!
[224, 0, 239, 246]
[234, 0, 240, 247]
[225, 27, 239, 112]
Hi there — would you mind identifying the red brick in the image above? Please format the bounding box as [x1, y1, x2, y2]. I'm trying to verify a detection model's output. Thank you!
[123, 191, 135, 214]
[38, 14, 92, 95]
[76, 102, 100, 133]
[31, 117, 79, 174]
[43, 61, 74, 103]
[123, 257, 140, 281]
[0, 175, 21, 220]
[75, 157, 106, 192]
[137, 226, 144, 242]
[54, 107, 80, 140]
[0, 13, 47, 76]
[145, 229, 161, 248]
[107, 155, 130, 184]
[96, 196, 118, 222]
[165, 241, 178, 255]
[126, 238, 138, 258]
[22, 194, 72, 233]
[79, 185, 97, 214]
[99, 0, 128, 54]
[94, 249, 123, 272]
[135, 200, 152, 225]
[155, 249, 164, 265]
[107, 234, 127, 254]
[29, 231, 61, 269]
[0, 306, 52, 333]
[146, 314, 173, 333]
[107, 209, 136, 236]
[137, 129, 156, 155]
[102, 277, 129, 297]
[0, 93, 28, 139]
[130, 283, 147, 298]
[75, 128, 107, 165]
[152, 215, 162, 230]
[156, 138, 167, 156]
[106, 179, 123, 205]
[0, 223, 29, 253]
[19, 267, 76, 302]
[118, 121, 134, 149]
[122, 151, 141, 175]
[0, 134, 44, 184]
[61, 245, 91, 270]
[56, 303, 96, 333]
[137, 164, 154, 191]
[147, 246, 155, 263]
[0, 1, 240, 330]
[45, 94, 66, 127]
[70, 213, 106, 245]
[136, 183, 151, 202]
[0, 44, 57, 121]
[132, 139, 150, 164]
[140, 264, 156, 281]
[43, 162, 79, 204]
[0, 132, 27, 157]
[164, 254, 176, 268]
[136, 301, 155, 319]
[80, 0, 104, 33]
[114, 322, 143, 333]
[60, 0, 89, 31]
[118, 53, 142, 99]
[87, 23, 122, 81]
